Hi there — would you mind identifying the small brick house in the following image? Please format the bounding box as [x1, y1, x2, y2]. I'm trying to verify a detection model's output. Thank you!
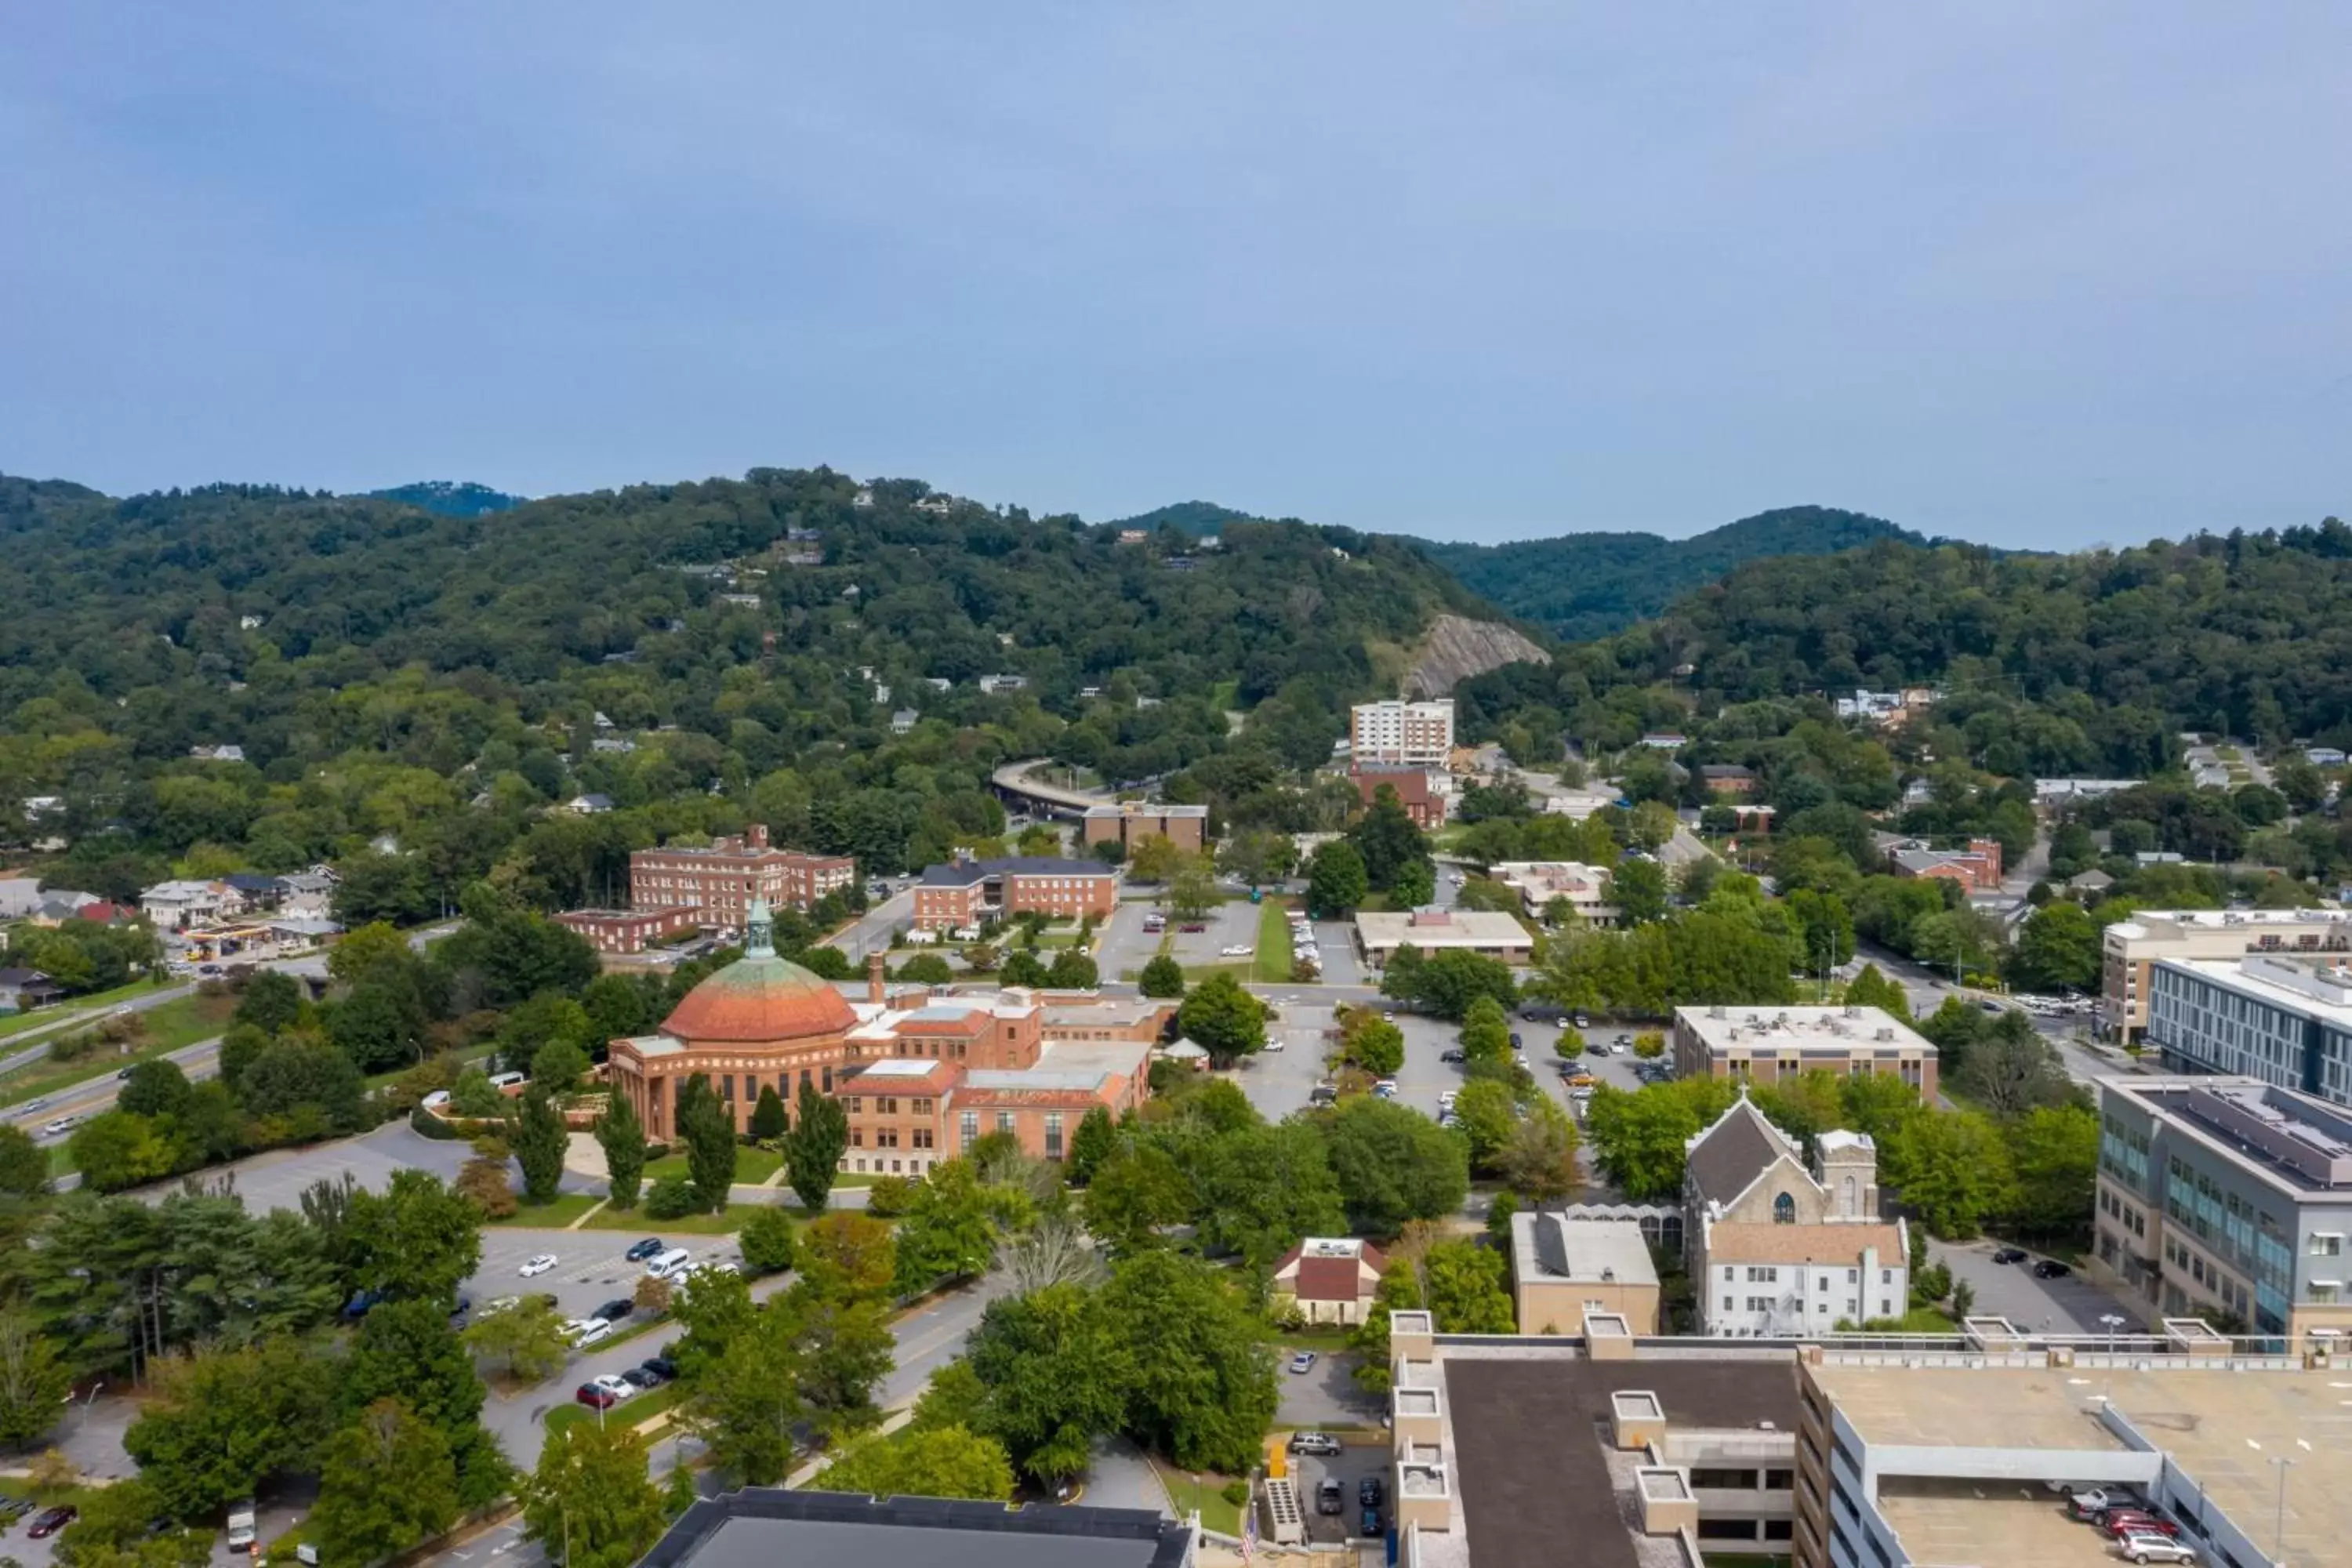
[1272, 1236, 1388, 1326]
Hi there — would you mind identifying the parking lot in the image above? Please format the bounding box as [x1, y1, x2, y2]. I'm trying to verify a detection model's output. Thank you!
[1936, 1238, 2143, 1334]
[1096, 895, 1264, 982]
[1287, 1440, 1392, 1545]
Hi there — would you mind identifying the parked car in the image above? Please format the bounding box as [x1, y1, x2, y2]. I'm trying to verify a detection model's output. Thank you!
[1508, 1032, 1522, 1048]
[1992, 1247, 2027, 1265]
[561, 1316, 612, 1346]
[574, 1382, 619, 1410]
[1288, 1352, 1317, 1374]
[481, 1295, 521, 1316]
[27, 1506, 78, 1539]
[639, 1356, 680, 1382]
[587, 1374, 636, 1402]
[2100, 1512, 2180, 1539]
[1178, 923, 1207, 934]
[1573, 1014, 1590, 1028]
[1288, 1432, 1342, 1457]
[621, 1367, 663, 1390]
[1360, 1507, 1382, 1538]
[520, 1253, 559, 1277]
[1316, 1480, 1344, 1515]
[2114, 1534, 2197, 1565]
[624, 1237, 667, 1262]
[593, 1298, 635, 1322]
[1439, 1048, 1465, 1064]
[1359, 1477, 1385, 1508]
[2032, 1259, 2072, 1279]
[2067, 1489, 2131, 1520]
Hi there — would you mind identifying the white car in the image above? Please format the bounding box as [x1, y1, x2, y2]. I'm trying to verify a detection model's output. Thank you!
[2114, 1535, 2196, 1566]
[481, 1295, 521, 1316]
[1262, 1035, 1283, 1051]
[561, 1316, 612, 1346]
[587, 1373, 637, 1402]
[41, 1116, 78, 1138]
[1220, 944, 1252, 957]
[520, 1254, 559, 1277]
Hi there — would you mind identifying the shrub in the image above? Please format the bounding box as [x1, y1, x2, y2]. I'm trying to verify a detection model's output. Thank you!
[645, 1176, 700, 1220]
[408, 1105, 462, 1141]
[1221, 1480, 1250, 1508]
[633, 1274, 674, 1316]
[739, 1206, 798, 1275]
[456, 1156, 517, 1219]
[865, 1175, 916, 1218]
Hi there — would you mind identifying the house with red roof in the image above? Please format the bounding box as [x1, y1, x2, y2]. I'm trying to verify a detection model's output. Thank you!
[1272, 1236, 1388, 1326]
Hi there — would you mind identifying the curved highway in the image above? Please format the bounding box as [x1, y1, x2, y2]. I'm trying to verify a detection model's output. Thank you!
[989, 758, 1105, 818]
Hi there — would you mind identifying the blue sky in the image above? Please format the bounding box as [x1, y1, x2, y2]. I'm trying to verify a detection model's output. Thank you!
[3, 5, 2347, 549]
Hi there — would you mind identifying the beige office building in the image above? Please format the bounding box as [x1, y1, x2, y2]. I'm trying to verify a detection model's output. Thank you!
[1349, 699, 1454, 768]
[2101, 907, 2352, 1044]
[1671, 1005, 1936, 1101]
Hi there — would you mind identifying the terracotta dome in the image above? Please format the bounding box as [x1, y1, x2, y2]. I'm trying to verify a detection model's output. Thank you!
[659, 949, 858, 1044]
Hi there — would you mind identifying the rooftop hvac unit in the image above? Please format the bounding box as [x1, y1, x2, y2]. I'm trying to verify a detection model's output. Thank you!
[1875, 1028, 1894, 1041]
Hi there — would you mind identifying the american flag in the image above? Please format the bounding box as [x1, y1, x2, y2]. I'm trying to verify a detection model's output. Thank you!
[1240, 1483, 1256, 1561]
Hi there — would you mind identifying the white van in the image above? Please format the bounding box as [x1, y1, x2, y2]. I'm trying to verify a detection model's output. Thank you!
[646, 1247, 692, 1280]
[487, 1070, 527, 1091]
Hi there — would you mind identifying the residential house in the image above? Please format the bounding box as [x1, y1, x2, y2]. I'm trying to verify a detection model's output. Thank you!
[568, 793, 615, 815]
[976, 673, 1029, 695]
[278, 872, 338, 920]
[2307, 746, 2348, 768]
[187, 744, 247, 763]
[1272, 1237, 1387, 1326]
[1698, 764, 1756, 797]
[0, 968, 64, 1011]
[890, 710, 919, 735]
[140, 880, 242, 931]
[223, 873, 285, 910]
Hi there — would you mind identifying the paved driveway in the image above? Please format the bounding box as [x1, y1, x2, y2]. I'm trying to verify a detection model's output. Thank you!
[1095, 898, 1167, 983]
[1276, 1347, 1381, 1429]
[1934, 1239, 2142, 1334]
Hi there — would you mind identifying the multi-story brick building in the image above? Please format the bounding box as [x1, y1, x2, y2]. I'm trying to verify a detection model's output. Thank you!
[1080, 801, 1207, 854]
[1673, 1005, 1938, 1101]
[2102, 906, 2352, 1044]
[604, 906, 1156, 1179]
[1348, 699, 1454, 768]
[553, 906, 703, 955]
[909, 856, 1119, 932]
[1882, 835, 2003, 892]
[1349, 764, 1446, 829]
[628, 825, 855, 923]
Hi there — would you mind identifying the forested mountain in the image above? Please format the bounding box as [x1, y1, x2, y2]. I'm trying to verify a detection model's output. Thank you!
[0, 467, 1487, 906]
[1457, 521, 2352, 775]
[1417, 506, 1930, 639]
[1104, 500, 1267, 538]
[365, 480, 525, 517]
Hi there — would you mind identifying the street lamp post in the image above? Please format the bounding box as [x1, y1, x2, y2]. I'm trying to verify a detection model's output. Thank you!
[2098, 1312, 2128, 1403]
[2247, 1437, 2311, 1564]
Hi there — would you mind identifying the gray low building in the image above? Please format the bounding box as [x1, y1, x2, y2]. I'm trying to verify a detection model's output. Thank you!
[2092, 1075, 2352, 1341]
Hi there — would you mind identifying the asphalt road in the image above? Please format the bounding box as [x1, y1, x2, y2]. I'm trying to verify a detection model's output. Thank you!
[825, 890, 913, 961]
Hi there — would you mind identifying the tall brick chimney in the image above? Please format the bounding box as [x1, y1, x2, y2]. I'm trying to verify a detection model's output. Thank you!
[867, 950, 887, 1005]
[747, 823, 770, 850]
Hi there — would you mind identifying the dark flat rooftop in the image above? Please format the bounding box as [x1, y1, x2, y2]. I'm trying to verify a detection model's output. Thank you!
[644, 1490, 1188, 1568]
[1445, 1356, 1799, 1568]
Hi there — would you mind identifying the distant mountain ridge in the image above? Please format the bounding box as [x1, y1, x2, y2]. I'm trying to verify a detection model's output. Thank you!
[1412, 506, 1934, 639]
[367, 480, 525, 517]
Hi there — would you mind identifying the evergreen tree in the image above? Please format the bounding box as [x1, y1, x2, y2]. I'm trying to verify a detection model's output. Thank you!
[675, 1073, 738, 1214]
[786, 1080, 849, 1210]
[596, 1093, 646, 1210]
[512, 1085, 570, 1207]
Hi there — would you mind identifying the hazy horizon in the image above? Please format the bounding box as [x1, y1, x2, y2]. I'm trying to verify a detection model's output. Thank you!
[6, 5, 2349, 550]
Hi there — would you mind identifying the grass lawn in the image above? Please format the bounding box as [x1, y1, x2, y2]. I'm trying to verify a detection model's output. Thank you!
[1253, 898, 1298, 983]
[543, 1380, 684, 1438]
[0, 978, 171, 1043]
[0, 992, 238, 1110]
[582, 1200, 776, 1235]
[490, 1192, 604, 1228]
[1275, 1327, 1354, 1355]
[1876, 1306, 1958, 1334]
[645, 1145, 784, 1185]
[1149, 1457, 1243, 1535]
[1180, 961, 1252, 985]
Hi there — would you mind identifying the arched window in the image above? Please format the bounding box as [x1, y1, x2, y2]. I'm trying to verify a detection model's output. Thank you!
[1841, 1174, 1858, 1218]
[1773, 1192, 1797, 1225]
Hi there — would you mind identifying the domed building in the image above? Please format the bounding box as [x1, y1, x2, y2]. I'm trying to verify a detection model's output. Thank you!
[604, 900, 1167, 1177]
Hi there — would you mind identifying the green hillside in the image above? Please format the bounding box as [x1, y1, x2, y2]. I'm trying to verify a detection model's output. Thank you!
[0, 468, 1486, 906]
[1414, 506, 1929, 639]
[367, 480, 527, 517]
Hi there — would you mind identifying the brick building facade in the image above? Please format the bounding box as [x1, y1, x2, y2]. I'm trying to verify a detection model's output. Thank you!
[629, 825, 855, 923]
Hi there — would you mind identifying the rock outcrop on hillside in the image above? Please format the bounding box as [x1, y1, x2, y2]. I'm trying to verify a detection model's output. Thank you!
[1403, 613, 1551, 699]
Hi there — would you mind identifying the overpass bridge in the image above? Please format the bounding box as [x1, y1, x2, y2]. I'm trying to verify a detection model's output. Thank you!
[990, 759, 1107, 819]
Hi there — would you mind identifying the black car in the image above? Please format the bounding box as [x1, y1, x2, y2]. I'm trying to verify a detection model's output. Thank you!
[640, 1356, 679, 1381]
[621, 1366, 662, 1389]
[1360, 1506, 1382, 1538]
[594, 1298, 635, 1322]
[2031, 1259, 2071, 1279]
[1991, 1247, 2027, 1265]
[624, 1237, 666, 1263]
[1359, 1477, 1385, 1508]
[1508, 1032, 1522, 1048]
[1439, 1048, 1465, 1064]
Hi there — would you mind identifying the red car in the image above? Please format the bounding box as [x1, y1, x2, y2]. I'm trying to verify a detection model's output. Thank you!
[574, 1383, 619, 1410]
[1179, 923, 1207, 933]
[2100, 1512, 2180, 1540]
[27, 1505, 78, 1539]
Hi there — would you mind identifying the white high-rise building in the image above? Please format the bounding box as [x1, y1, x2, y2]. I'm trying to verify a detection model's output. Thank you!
[1348, 698, 1454, 767]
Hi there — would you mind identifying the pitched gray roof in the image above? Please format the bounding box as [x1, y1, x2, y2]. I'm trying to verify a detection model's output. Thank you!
[1685, 1098, 1792, 1208]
